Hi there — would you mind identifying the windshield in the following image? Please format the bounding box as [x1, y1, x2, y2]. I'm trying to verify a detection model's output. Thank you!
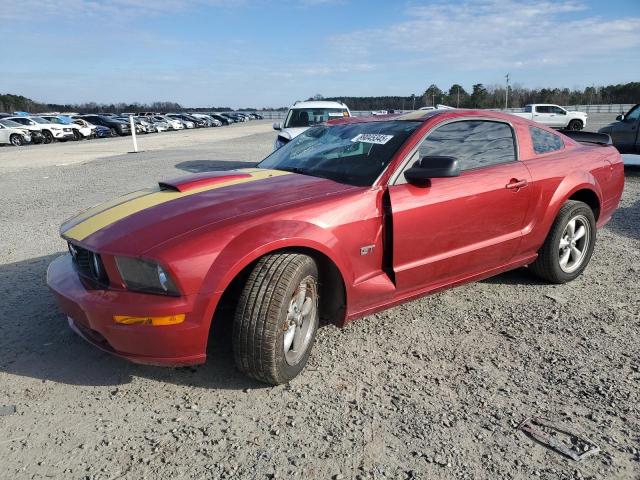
[31, 117, 51, 124]
[258, 120, 421, 186]
[0, 119, 24, 128]
[284, 108, 349, 128]
[45, 117, 63, 124]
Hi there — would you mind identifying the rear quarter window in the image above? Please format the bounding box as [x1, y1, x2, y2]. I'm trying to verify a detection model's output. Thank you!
[530, 126, 564, 155]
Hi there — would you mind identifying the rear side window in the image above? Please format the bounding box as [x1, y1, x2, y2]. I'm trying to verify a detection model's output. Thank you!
[530, 126, 564, 154]
[418, 120, 517, 171]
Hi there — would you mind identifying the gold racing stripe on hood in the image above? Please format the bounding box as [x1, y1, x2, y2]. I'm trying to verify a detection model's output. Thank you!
[62, 169, 290, 242]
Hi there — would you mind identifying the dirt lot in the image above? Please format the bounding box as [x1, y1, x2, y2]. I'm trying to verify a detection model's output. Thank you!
[0, 123, 638, 480]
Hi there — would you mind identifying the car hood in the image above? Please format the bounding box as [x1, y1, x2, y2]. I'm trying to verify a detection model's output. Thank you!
[278, 127, 309, 141]
[61, 168, 357, 254]
[598, 123, 617, 133]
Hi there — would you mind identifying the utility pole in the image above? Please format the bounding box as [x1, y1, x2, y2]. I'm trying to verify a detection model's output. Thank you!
[432, 93, 436, 107]
[505, 73, 510, 109]
[412, 94, 416, 110]
[456, 86, 460, 108]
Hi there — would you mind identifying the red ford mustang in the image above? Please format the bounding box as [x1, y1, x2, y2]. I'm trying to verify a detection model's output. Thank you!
[47, 110, 624, 384]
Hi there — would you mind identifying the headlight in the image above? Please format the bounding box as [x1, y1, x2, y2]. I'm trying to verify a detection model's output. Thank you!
[115, 257, 180, 296]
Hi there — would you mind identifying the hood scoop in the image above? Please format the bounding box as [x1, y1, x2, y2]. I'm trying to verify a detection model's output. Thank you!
[159, 172, 252, 193]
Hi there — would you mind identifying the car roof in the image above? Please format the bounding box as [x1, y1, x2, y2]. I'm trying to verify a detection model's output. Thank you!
[289, 101, 348, 109]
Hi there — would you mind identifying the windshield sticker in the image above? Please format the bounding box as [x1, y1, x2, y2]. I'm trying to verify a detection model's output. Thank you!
[351, 133, 394, 145]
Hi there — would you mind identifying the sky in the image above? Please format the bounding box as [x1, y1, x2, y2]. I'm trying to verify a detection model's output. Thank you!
[1, 0, 639, 108]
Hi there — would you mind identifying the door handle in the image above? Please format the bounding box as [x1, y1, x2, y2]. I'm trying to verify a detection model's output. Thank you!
[506, 179, 528, 190]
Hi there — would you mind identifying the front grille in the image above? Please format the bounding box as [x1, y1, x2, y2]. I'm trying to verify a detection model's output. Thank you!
[68, 243, 109, 285]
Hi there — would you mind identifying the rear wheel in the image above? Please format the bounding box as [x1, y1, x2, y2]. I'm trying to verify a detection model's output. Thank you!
[42, 130, 54, 144]
[110, 127, 119, 137]
[567, 120, 583, 131]
[233, 253, 319, 385]
[9, 134, 23, 146]
[529, 200, 596, 283]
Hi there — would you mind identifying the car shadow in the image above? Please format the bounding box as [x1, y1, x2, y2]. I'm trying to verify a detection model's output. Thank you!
[479, 267, 546, 286]
[175, 160, 257, 174]
[0, 253, 265, 390]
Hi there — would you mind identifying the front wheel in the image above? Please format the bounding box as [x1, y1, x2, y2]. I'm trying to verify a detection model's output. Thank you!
[567, 120, 583, 131]
[42, 130, 54, 144]
[10, 134, 24, 146]
[233, 253, 319, 385]
[529, 200, 596, 283]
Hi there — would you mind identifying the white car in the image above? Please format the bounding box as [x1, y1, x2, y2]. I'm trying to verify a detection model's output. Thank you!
[71, 118, 98, 137]
[6, 116, 75, 143]
[154, 115, 184, 130]
[272, 100, 351, 150]
[0, 120, 31, 146]
[511, 104, 587, 130]
[41, 115, 92, 140]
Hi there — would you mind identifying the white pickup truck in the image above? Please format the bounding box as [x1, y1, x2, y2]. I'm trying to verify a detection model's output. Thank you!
[511, 104, 587, 131]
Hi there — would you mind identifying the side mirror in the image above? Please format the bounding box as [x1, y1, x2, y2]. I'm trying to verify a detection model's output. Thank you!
[616, 114, 624, 121]
[273, 122, 282, 131]
[404, 156, 460, 185]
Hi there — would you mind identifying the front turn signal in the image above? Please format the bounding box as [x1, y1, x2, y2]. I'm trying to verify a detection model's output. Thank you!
[113, 314, 185, 326]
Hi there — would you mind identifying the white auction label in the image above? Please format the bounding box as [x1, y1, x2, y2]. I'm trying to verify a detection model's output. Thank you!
[351, 133, 394, 145]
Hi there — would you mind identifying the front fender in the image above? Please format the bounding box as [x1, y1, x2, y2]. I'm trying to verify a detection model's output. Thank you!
[200, 220, 353, 298]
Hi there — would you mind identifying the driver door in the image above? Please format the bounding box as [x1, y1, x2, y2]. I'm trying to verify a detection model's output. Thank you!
[389, 119, 531, 295]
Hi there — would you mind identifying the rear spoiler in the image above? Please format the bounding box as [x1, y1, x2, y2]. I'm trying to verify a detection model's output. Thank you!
[561, 130, 612, 146]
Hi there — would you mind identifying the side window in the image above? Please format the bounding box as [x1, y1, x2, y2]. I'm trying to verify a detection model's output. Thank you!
[530, 126, 564, 154]
[550, 106, 565, 115]
[536, 106, 550, 114]
[417, 120, 517, 171]
[625, 106, 640, 122]
[524, 105, 532, 113]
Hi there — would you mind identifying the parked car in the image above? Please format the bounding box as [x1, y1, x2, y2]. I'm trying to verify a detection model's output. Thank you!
[41, 115, 91, 140]
[208, 113, 232, 126]
[93, 125, 112, 138]
[1, 119, 44, 144]
[0, 120, 30, 146]
[272, 100, 351, 149]
[72, 118, 98, 138]
[47, 109, 624, 385]
[147, 117, 170, 132]
[166, 114, 195, 129]
[76, 115, 131, 136]
[598, 104, 640, 154]
[153, 115, 183, 130]
[511, 104, 587, 130]
[6, 116, 74, 143]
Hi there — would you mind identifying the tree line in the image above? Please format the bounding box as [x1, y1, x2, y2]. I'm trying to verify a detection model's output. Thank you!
[316, 81, 640, 111]
[2, 81, 638, 114]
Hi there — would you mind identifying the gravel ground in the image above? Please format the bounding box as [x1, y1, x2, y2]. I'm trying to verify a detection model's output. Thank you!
[0, 122, 639, 480]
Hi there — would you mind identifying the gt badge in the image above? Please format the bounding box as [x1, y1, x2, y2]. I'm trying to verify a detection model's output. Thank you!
[360, 245, 375, 256]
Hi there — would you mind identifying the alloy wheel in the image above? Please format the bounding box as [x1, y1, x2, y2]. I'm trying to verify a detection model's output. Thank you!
[283, 277, 317, 366]
[558, 214, 590, 273]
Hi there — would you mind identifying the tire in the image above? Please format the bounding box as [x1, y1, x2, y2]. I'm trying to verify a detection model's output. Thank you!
[9, 134, 23, 146]
[567, 120, 583, 131]
[42, 130, 54, 144]
[110, 128, 119, 137]
[233, 253, 319, 385]
[529, 200, 596, 284]
[73, 130, 81, 141]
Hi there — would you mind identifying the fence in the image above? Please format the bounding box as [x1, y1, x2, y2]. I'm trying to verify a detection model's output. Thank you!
[253, 104, 634, 120]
